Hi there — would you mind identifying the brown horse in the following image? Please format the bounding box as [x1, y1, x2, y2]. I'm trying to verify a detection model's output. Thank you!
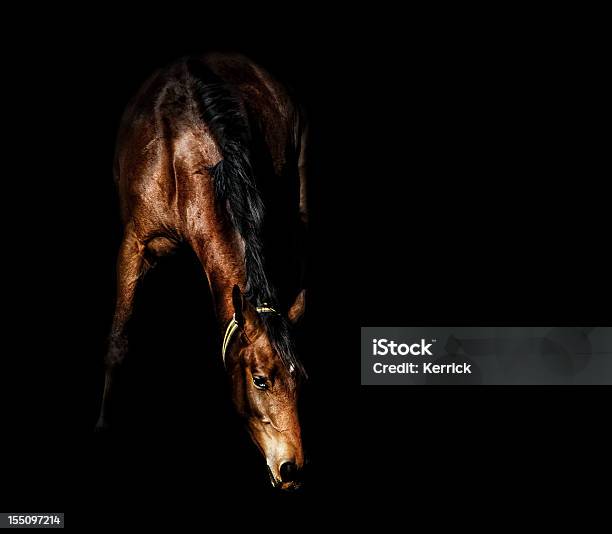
[95, 52, 309, 491]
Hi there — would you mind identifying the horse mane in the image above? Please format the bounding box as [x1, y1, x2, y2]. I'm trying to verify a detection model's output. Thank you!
[185, 57, 306, 379]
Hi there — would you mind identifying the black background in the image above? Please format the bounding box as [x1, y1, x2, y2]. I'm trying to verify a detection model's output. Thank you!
[4, 11, 609, 524]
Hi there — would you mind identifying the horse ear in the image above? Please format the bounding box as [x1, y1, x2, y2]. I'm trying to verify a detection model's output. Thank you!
[232, 285, 245, 326]
[288, 289, 306, 324]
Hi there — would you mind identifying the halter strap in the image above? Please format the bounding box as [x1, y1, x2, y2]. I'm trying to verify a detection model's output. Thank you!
[221, 304, 279, 366]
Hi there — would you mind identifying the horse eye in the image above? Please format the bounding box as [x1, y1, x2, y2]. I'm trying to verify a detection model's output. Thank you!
[253, 376, 268, 390]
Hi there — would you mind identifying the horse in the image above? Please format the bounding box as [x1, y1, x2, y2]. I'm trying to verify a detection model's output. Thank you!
[95, 52, 309, 491]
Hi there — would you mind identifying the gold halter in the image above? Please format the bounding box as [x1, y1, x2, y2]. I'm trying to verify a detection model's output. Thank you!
[221, 304, 279, 366]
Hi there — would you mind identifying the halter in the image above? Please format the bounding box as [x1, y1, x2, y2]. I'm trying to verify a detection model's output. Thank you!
[221, 304, 279, 366]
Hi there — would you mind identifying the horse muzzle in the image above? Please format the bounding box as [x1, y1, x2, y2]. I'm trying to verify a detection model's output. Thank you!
[267, 460, 303, 491]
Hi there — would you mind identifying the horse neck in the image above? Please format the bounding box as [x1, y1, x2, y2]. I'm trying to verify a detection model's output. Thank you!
[190, 226, 247, 331]
[183, 168, 275, 331]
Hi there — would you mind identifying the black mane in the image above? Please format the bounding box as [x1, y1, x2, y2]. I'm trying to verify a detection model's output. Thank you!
[186, 57, 306, 379]
[185, 57, 272, 304]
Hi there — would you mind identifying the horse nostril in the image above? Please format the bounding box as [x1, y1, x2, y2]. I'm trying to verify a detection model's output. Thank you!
[279, 461, 297, 482]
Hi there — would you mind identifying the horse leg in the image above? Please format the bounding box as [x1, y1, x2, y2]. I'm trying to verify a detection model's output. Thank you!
[95, 224, 149, 431]
[297, 118, 309, 289]
[297, 119, 309, 226]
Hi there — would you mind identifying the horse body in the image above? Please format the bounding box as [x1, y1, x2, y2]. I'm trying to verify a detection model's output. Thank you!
[98, 53, 309, 490]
